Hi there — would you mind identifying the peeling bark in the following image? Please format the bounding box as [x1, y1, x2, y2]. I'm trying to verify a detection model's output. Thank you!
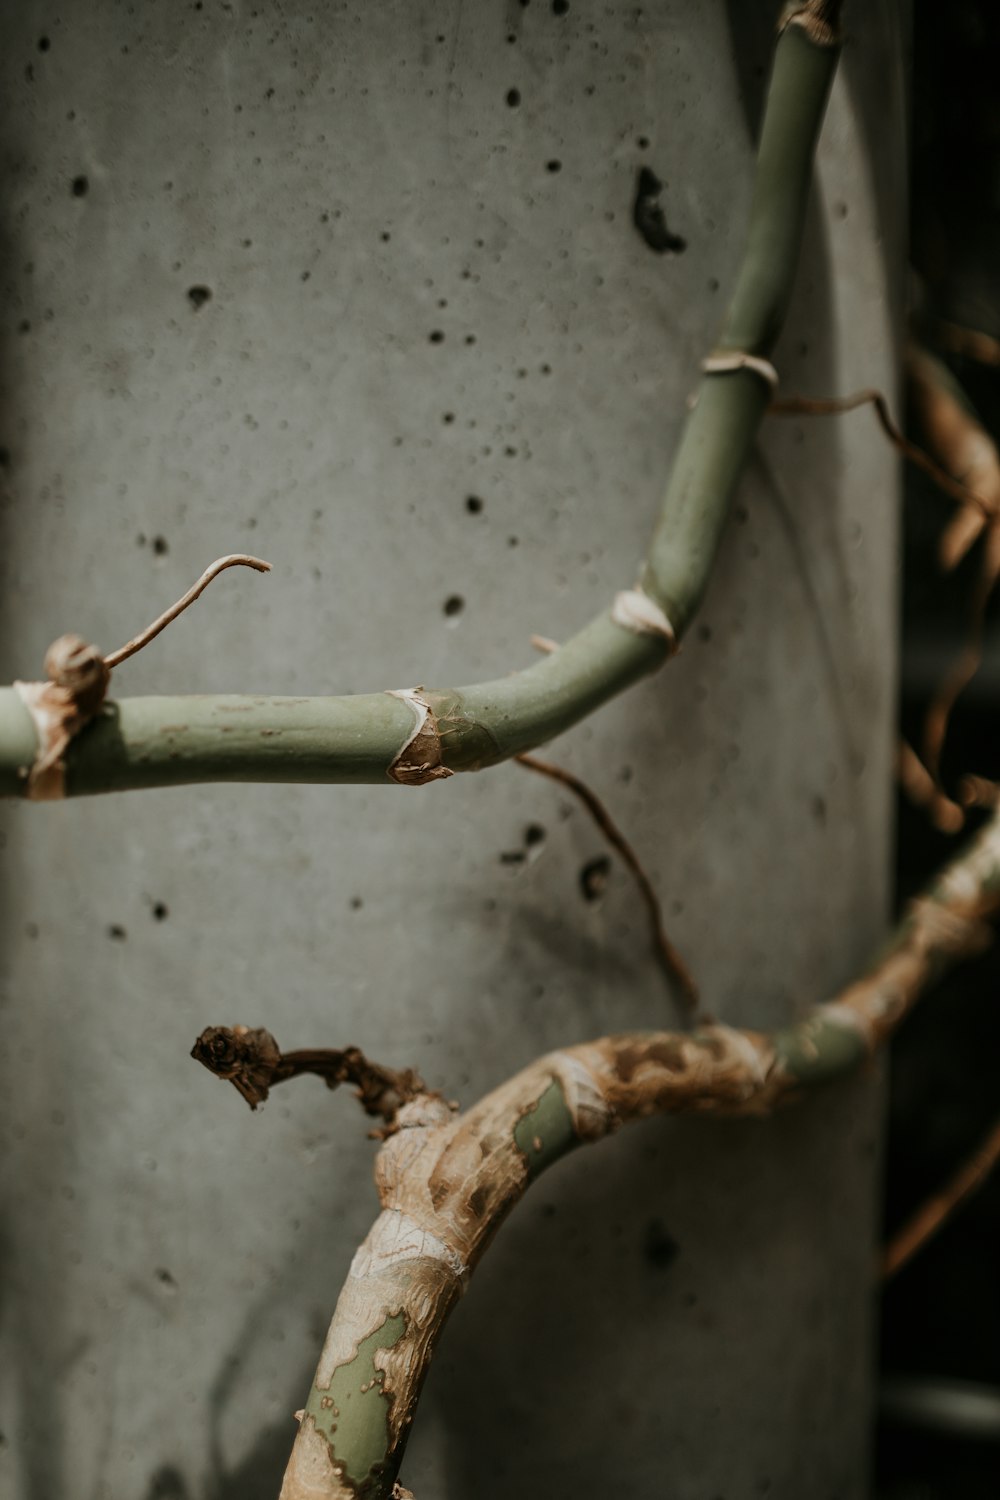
[13, 636, 110, 798]
[609, 588, 676, 645]
[780, 0, 844, 46]
[384, 691, 454, 787]
[269, 806, 1000, 1499]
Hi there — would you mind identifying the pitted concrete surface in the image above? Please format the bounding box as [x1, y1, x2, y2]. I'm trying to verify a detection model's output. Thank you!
[0, 4, 904, 1497]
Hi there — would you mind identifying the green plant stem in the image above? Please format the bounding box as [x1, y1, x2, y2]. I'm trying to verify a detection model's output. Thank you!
[645, 22, 838, 627]
[0, 15, 840, 801]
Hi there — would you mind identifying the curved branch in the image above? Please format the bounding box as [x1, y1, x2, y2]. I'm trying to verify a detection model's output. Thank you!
[103, 553, 272, 668]
[0, 14, 841, 802]
[266, 800, 1000, 1500]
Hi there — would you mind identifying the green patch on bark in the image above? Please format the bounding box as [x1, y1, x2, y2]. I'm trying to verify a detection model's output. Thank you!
[513, 1078, 576, 1180]
[773, 1013, 868, 1086]
[304, 1311, 406, 1497]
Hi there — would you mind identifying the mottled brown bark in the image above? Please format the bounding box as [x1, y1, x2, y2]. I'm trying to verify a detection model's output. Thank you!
[194, 805, 1000, 1499]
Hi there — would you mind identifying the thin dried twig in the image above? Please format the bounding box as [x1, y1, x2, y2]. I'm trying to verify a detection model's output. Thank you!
[923, 522, 1000, 784]
[775, 374, 1000, 794]
[528, 634, 559, 656]
[190, 1024, 437, 1128]
[925, 315, 1000, 369]
[883, 1113, 1000, 1280]
[770, 390, 995, 517]
[896, 739, 964, 835]
[515, 752, 699, 1012]
[959, 773, 1000, 811]
[104, 553, 271, 668]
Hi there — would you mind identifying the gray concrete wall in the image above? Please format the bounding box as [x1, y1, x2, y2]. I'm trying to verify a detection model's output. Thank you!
[0, 3, 905, 1498]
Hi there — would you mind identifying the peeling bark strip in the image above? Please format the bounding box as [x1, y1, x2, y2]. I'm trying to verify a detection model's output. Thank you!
[702, 352, 780, 392]
[780, 0, 843, 46]
[270, 807, 1000, 1499]
[384, 690, 454, 786]
[610, 588, 676, 646]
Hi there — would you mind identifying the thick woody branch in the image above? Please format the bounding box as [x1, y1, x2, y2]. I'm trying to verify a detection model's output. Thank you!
[268, 803, 1000, 1500]
[0, 10, 840, 801]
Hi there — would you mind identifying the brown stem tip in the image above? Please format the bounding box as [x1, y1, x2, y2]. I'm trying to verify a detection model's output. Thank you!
[191, 1024, 437, 1126]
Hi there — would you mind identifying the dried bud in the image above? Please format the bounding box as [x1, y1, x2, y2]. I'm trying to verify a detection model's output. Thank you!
[43, 634, 110, 716]
[191, 1024, 282, 1109]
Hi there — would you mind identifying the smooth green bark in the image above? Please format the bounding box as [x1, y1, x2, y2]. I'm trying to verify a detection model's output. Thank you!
[0, 15, 839, 800]
[643, 24, 839, 630]
[303, 1314, 406, 1495]
[513, 1079, 577, 1181]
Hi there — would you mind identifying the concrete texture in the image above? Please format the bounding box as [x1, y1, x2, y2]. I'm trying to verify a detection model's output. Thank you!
[0, 3, 905, 1497]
